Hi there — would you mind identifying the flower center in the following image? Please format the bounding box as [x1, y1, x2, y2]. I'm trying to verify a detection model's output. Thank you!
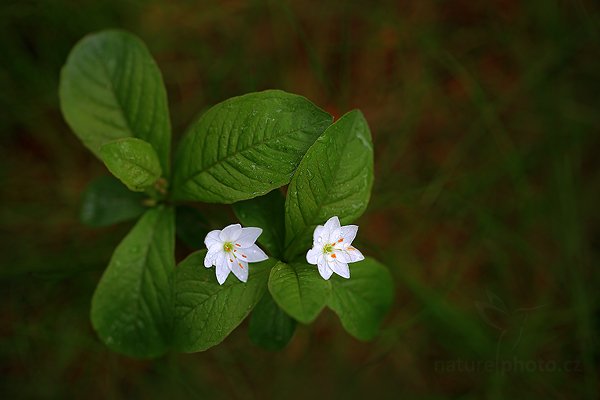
[323, 243, 334, 254]
[223, 242, 233, 252]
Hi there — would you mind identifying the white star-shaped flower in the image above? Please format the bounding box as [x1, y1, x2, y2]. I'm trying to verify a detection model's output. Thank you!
[306, 216, 365, 280]
[204, 224, 268, 285]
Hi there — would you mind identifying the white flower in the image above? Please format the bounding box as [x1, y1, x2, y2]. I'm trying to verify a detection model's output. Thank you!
[306, 216, 365, 280]
[204, 224, 268, 285]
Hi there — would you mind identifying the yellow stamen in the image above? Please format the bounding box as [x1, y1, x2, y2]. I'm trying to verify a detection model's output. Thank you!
[323, 243, 334, 254]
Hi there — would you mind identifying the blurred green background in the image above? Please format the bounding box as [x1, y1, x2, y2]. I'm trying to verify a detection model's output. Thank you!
[1, 0, 599, 398]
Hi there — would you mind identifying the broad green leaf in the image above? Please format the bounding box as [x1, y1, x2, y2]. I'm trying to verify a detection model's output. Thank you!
[233, 189, 285, 258]
[79, 175, 147, 227]
[59, 29, 171, 173]
[100, 138, 162, 192]
[91, 206, 175, 358]
[248, 292, 296, 351]
[173, 250, 274, 353]
[284, 110, 374, 261]
[172, 90, 332, 203]
[327, 257, 394, 341]
[268, 262, 330, 324]
[175, 206, 210, 250]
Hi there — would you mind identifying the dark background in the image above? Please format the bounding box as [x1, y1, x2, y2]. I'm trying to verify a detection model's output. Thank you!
[1, 0, 599, 398]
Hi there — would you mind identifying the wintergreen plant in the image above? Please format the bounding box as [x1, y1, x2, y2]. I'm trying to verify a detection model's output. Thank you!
[59, 29, 394, 358]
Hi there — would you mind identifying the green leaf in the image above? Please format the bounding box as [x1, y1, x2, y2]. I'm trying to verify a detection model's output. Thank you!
[284, 110, 374, 261]
[99, 138, 162, 192]
[172, 90, 332, 203]
[233, 189, 285, 258]
[268, 262, 330, 324]
[173, 250, 274, 353]
[79, 175, 147, 227]
[175, 206, 210, 249]
[248, 292, 296, 351]
[59, 29, 171, 173]
[327, 257, 394, 341]
[90, 206, 175, 358]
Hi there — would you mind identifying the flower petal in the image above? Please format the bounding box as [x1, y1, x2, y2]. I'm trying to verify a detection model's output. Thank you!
[235, 227, 262, 247]
[328, 259, 350, 279]
[204, 229, 222, 248]
[204, 246, 221, 268]
[225, 253, 235, 268]
[323, 216, 341, 234]
[237, 244, 268, 262]
[219, 224, 242, 242]
[215, 253, 231, 285]
[312, 224, 326, 245]
[306, 246, 321, 264]
[328, 250, 349, 263]
[230, 259, 249, 283]
[333, 225, 358, 247]
[345, 246, 365, 263]
[317, 255, 334, 280]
